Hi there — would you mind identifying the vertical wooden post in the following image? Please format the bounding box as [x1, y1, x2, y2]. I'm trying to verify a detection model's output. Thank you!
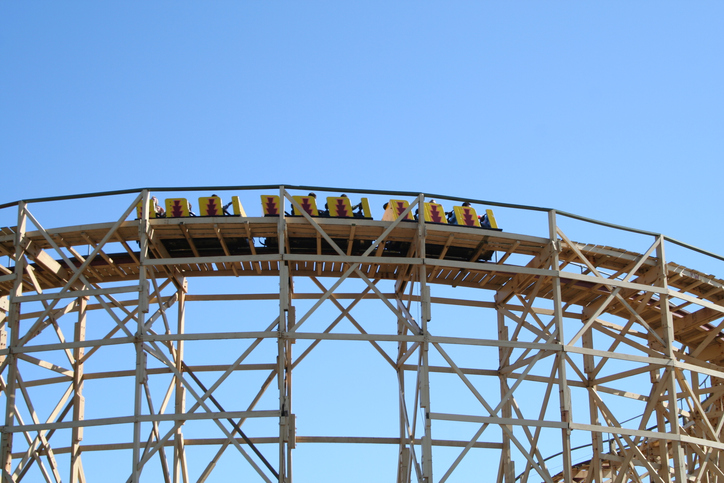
[548, 210, 573, 482]
[582, 329, 603, 483]
[417, 194, 433, 483]
[70, 296, 88, 483]
[397, 310, 409, 483]
[656, 236, 687, 482]
[651, 367, 671, 482]
[277, 186, 290, 483]
[1, 201, 26, 478]
[0, 297, 7, 368]
[132, 190, 151, 483]
[285, 305, 295, 481]
[174, 277, 188, 483]
[688, 371, 698, 477]
[498, 313, 514, 483]
[710, 376, 724, 479]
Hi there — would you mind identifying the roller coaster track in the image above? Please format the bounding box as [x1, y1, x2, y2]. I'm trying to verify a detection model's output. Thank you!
[0, 186, 723, 483]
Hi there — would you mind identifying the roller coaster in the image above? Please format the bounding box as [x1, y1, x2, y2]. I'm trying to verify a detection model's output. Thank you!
[1, 185, 723, 483]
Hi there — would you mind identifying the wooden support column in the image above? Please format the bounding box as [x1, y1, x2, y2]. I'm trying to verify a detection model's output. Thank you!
[687, 371, 698, 478]
[657, 236, 687, 482]
[278, 186, 291, 483]
[70, 296, 88, 483]
[0, 297, 7, 372]
[582, 329, 603, 483]
[548, 210, 573, 482]
[173, 277, 188, 483]
[417, 194, 433, 483]
[284, 304, 295, 481]
[396, 309, 409, 483]
[1, 201, 26, 479]
[711, 375, 724, 481]
[132, 190, 151, 483]
[498, 312, 514, 483]
[651, 367, 671, 483]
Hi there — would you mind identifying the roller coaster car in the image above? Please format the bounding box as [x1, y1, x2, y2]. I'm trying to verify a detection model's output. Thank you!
[325, 197, 372, 219]
[265, 195, 373, 220]
[291, 195, 319, 216]
[447, 206, 502, 232]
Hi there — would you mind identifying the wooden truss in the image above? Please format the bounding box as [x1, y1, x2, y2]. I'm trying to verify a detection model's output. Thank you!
[1, 187, 724, 482]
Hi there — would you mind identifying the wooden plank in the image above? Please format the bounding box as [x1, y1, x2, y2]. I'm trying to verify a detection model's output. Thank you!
[214, 224, 238, 277]
[431, 412, 568, 430]
[3, 410, 280, 434]
[16, 285, 141, 303]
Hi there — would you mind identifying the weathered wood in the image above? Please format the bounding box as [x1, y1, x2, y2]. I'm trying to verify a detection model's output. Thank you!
[3, 189, 724, 483]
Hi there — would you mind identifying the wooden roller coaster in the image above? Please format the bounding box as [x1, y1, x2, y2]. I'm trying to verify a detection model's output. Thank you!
[1, 186, 723, 483]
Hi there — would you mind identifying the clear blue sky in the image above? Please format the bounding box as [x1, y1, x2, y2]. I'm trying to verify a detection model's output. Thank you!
[2, 2, 722, 253]
[1, 3, 723, 482]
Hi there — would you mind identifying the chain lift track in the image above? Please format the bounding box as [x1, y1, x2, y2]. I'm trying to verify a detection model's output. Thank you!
[1, 186, 724, 483]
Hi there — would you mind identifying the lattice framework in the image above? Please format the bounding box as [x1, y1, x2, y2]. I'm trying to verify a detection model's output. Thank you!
[0, 187, 723, 482]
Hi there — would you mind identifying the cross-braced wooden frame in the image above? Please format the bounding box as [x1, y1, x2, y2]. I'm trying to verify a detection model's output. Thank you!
[1, 186, 723, 483]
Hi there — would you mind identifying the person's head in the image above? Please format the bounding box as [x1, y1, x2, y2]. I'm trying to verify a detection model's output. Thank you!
[308, 192, 317, 198]
[462, 202, 471, 207]
[341, 194, 348, 198]
[383, 203, 389, 209]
